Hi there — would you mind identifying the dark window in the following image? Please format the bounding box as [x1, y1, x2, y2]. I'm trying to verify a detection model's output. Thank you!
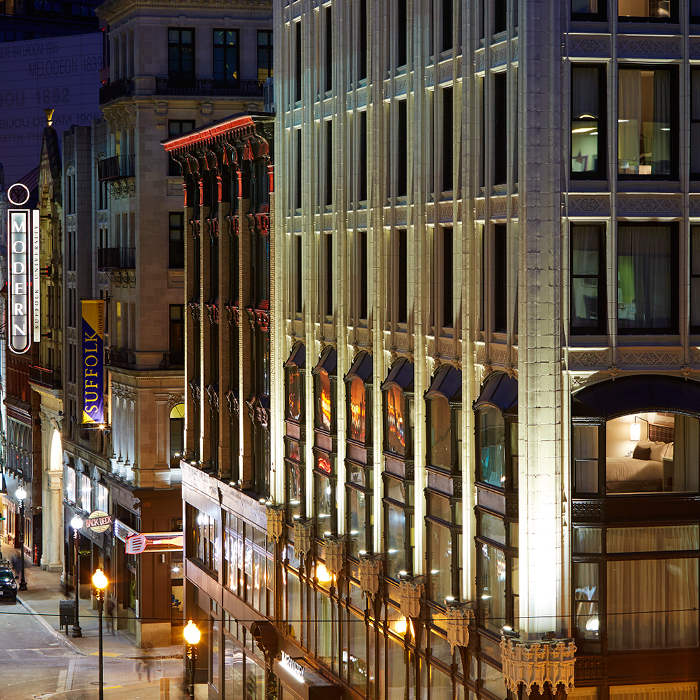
[572, 65, 606, 179]
[168, 120, 195, 176]
[295, 22, 302, 102]
[572, 0, 606, 19]
[397, 0, 407, 67]
[692, 226, 700, 333]
[359, 0, 368, 80]
[692, 70, 700, 178]
[494, 72, 507, 185]
[442, 0, 453, 51]
[693, 0, 700, 22]
[168, 28, 194, 87]
[618, 66, 677, 178]
[617, 223, 678, 334]
[571, 224, 606, 334]
[169, 304, 184, 366]
[359, 110, 368, 201]
[494, 224, 507, 333]
[359, 231, 368, 320]
[397, 100, 408, 197]
[326, 234, 333, 316]
[397, 229, 408, 324]
[619, 0, 676, 20]
[213, 29, 238, 85]
[442, 87, 453, 191]
[257, 30, 273, 80]
[325, 7, 332, 91]
[169, 212, 184, 268]
[494, 0, 507, 32]
[295, 235, 303, 314]
[443, 227, 453, 328]
[325, 120, 333, 206]
[295, 128, 302, 209]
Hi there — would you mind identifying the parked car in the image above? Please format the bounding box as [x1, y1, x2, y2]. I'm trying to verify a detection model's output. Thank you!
[0, 566, 18, 603]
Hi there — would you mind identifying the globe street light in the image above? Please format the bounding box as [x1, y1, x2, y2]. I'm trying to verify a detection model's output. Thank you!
[92, 568, 108, 700]
[70, 515, 83, 638]
[183, 620, 200, 700]
[15, 487, 27, 591]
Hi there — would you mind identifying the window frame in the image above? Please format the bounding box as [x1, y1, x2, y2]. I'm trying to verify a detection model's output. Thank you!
[213, 28, 239, 87]
[257, 29, 273, 80]
[618, 0, 678, 22]
[571, 64, 607, 180]
[691, 68, 700, 179]
[570, 222, 607, 335]
[571, 0, 607, 21]
[167, 27, 195, 88]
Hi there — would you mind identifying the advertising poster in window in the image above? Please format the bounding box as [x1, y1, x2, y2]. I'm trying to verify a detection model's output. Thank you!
[81, 300, 104, 425]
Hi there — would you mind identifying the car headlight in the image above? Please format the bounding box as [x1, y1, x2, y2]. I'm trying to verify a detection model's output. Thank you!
[10, 581, 17, 588]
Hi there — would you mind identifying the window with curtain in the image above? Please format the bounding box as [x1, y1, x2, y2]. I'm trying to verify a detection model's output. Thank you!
[692, 70, 700, 177]
[617, 224, 676, 333]
[692, 227, 700, 332]
[572, 0, 605, 19]
[618, 0, 675, 20]
[571, 224, 606, 333]
[478, 407, 506, 487]
[572, 65, 605, 178]
[618, 67, 674, 177]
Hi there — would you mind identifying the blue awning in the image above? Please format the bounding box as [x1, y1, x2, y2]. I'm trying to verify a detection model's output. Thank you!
[381, 357, 414, 392]
[473, 372, 518, 415]
[344, 351, 373, 384]
[425, 364, 462, 402]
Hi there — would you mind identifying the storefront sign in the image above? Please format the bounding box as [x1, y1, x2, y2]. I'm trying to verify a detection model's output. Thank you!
[114, 519, 137, 542]
[126, 532, 184, 554]
[81, 300, 104, 424]
[32, 210, 40, 343]
[8, 208, 31, 354]
[280, 652, 305, 683]
[86, 510, 112, 533]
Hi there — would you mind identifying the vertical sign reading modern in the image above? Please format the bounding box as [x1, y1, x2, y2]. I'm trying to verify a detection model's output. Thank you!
[8, 209, 31, 354]
[81, 300, 104, 425]
[32, 210, 40, 343]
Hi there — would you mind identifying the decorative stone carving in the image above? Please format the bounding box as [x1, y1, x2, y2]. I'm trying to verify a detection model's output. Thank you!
[323, 98, 334, 117]
[511, 196, 518, 217]
[500, 637, 577, 695]
[475, 48, 485, 72]
[618, 36, 681, 59]
[395, 75, 408, 96]
[568, 196, 609, 216]
[358, 555, 383, 600]
[476, 199, 486, 220]
[395, 206, 407, 225]
[397, 577, 424, 619]
[571, 501, 603, 522]
[690, 196, 700, 216]
[437, 60, 452, 84]
[154, 101, 168, 126]
[444, 603, 473, 652]
[491, 197, 507, 218]
[490, 42, 507, 68]
[266, 505, 285, 543]
[324, 537, 345, 578]
[199, 101, 214, 116]
[425, 66, 434, 88]
[569, 35, 610, 57]
[568, 350, 608, 369]
[691, 39, 700, 60]
[356, 87, 367, 109]
[438, 202, 453, 223]
[618, 350, 681, 368]
[617, 195, 680, 217]
[293, 519, 313, 561]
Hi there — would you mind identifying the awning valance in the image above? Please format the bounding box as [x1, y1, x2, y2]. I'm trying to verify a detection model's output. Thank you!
[344, 351, 373, 384]
[312, 346, 337, 376]
[425, 364, 462, 403]
[473, 372, 518, 415]
[381, 357, 414, 393]
[285, 342, 306, 370]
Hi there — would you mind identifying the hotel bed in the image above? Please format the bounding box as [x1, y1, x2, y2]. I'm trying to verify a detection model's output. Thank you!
[605, 434, 673, 493]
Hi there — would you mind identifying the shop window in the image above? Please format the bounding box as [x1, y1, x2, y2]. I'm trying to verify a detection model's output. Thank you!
[426, 494, 461, 605]
[618, 67, 676, 177]
[571, 65, 606, 178]
[571, 223, 606, 333]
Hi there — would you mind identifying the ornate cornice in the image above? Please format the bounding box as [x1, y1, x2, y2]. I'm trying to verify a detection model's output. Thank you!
[501, 638, 576, 696]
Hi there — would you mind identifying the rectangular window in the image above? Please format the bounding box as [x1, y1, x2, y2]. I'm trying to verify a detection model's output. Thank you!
[397, 229, 408, 323]
[618, 67, 676, 177]
[169, 212, 184, 268]
[494, 71, 507, 185]
[295, 128, 302, 209]
[691, 226, 700, 332]
[442, 87, 453, 191]
[494, 224, 507, 333]
[572, 65, 606, 179]
[619, 0, 676, 20]
[295, 21, 302, 102]
[571, 224, 606, 333]
[443, 227, 454, 328]
[168, 28, 194, 87]
[168, 120, 195, 176]
[170, 304, 184, 366]
[691, 70, 700, 177]
[326, 234, 333, 316]
[397, 0, 407, 67]
[359, 231, 368, 320]
[572, 0, 605, 20]
[325, 120, 333, 206]
[325, 7, 332, 91]
[359, 110, 368, 201]
[397, 100, 408, 197]
[693, 0, 700, 22]
[257, 30, 273, 80]
[213, 29, 238, 85]
[617, 223, 677, 334]
[442, 0, 453, 52]
[494, 0, 507, 33]
[295, 235, 303, 314]
[359, 0, 368, 80]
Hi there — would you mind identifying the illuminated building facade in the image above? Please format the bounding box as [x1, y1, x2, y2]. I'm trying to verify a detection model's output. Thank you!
[269, 2, 700, 700]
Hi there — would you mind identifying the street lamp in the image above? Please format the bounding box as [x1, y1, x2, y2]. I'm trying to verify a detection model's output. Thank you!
[15, 487, 26, 591]
[92, 568, 108, 700]
[70, 515, 83, 638]
[183, 619, 200, 700]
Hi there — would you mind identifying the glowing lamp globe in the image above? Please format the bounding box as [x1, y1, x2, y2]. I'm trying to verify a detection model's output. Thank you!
[92, 568, 108, 591]
[71, 515, 83, 530]
[183, 620, 201, 645]
[15, 487, 26, 501]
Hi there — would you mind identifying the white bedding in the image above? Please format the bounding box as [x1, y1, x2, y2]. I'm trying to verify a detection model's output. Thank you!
[605, 456, 663, 483]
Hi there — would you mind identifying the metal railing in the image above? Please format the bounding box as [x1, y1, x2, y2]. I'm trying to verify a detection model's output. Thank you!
[155, 76, 265, 97]
[105, 347, 136, 369]
[29, 365, 61, 389]
[98, 155, 135, 182]
[97, 247, 135, 270]
[98, 78, 134, 105]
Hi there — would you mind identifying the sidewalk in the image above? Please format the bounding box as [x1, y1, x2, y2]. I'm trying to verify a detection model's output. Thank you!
[1, 543, 183, 661]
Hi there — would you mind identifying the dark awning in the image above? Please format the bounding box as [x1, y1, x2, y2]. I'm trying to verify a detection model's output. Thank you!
[381, 357, 414, 393]
[285, 342, 305, 370]
[312, 345, 337, 376]
[473, 372, 518, 415]
[344, 351, 373, 384]
[572, 375, 700, 420]
[425, 364, 462, 403]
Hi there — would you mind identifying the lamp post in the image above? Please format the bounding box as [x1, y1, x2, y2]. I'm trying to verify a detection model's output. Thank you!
[15, 487, 26, 590]
[183, 619, 200, 700]
[92, 568, 108, 700]
[70, 515, 83, 638]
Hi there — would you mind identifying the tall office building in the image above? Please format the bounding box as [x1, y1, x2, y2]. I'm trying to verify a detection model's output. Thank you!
[265, 1, 700, 700]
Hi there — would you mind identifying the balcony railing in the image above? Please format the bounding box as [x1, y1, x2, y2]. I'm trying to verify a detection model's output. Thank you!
[98, 155, 135, 182]
[105, 347, 136, 369]
[98, 247, 135, 270]
[29, 365, 61, 390]
[155, 76, 265, 97]
[99, 78, 134, 105]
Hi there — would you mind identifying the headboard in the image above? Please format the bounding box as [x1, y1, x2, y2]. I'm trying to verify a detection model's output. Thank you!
[649, 422, 674, 443]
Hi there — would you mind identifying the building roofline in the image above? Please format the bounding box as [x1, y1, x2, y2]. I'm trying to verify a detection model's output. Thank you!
[162, 111, 273, 151]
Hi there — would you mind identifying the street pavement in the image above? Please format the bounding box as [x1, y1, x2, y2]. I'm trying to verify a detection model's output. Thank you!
[0, 544, 205, 700]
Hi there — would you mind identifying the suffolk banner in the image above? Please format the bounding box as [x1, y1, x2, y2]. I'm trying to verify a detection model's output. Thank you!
[81, 300, 104, 424]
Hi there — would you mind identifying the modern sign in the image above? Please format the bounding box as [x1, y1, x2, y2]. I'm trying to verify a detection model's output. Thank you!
[280, 652, 305, 682]
[126, 532, 184, 555]
[86, 510, 112, 533]
[81, 300, 104, 424]
[8, 209, 31, 354]
[32, 209, 40, 343]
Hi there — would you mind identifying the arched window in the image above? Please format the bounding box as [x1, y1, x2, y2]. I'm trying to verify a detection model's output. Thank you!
[287, 366, 303, 422]
[284, 342, 306, 523]
[170, 403, 184, 468]
[349, 377, 367, 443]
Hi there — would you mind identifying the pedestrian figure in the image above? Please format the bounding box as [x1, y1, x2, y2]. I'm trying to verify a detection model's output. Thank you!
[134, 656, 143, 681]
[143, 646, 155, 682]
[11, 553, 20, 575]
[106, 596, 115, 635]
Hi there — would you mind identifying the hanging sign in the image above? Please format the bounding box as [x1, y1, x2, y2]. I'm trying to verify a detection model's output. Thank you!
[81, 300, 104, 424]
[8, 208, 31, 354]
[126, 532, 183, 555]
[86, 510, 112, 533]
[32, 210, 40, 343]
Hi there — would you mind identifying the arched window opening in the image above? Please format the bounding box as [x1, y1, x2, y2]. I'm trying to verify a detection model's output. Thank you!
[170, 403, 185, 468]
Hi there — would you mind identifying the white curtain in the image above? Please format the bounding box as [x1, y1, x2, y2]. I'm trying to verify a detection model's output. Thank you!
[607, 526, 699, 650]
[673, 415, 700, 491]
[610, 684, 698, 700]
[619, 70, 641, 171]
[652, 69, 671, 174]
